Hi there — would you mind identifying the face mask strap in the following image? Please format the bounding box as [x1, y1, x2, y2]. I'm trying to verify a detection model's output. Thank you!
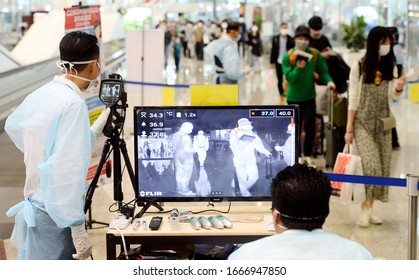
[56, 59, 97, 76]
[66, 74, 93, 82]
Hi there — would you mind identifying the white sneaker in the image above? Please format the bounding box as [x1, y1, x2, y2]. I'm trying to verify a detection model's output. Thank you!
[357, 207, 370, 227]
[300, 156, 316, 168]
[368, 208, 383, 225]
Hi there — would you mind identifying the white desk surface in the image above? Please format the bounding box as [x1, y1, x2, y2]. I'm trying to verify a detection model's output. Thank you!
[107, 202, 276, 237]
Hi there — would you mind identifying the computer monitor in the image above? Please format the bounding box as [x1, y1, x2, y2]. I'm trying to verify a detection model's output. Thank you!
[133, 105, 299, 205]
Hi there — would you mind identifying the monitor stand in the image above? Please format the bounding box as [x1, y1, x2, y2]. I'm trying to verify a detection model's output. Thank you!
[135, 201, 164, 218]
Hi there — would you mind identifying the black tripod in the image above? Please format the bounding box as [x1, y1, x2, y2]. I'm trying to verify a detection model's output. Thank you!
[84, 130, 137, 228]
[84, 93, 136, 228]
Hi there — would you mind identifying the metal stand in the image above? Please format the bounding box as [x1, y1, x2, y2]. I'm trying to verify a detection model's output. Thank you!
[135, 201, 164, 219]
[407, 174, 418, 260]
[86, 205, 108, 229]
[84, 84, 136, 229]
[84, 132, 137, 228]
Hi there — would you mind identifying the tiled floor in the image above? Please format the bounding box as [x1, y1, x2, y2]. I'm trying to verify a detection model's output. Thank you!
[1, 54, 419, 260]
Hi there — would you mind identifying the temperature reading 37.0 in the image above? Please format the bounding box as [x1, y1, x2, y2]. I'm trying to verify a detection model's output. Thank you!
[249, 109, 275, 118]
[276, 109, 294, 118]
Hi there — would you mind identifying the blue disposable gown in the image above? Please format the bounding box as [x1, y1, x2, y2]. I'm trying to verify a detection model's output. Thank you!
[5, 75, 96, 258]
[204, 34, 244, 84]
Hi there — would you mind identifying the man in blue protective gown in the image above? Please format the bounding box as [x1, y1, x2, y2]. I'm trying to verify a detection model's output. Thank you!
[204, 21, 249, 85]
[228, 163, 373, 260]
[4, 31, 110, 260]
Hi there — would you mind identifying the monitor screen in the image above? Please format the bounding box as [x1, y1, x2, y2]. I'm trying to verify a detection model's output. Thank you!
[133, 105, 299, 203]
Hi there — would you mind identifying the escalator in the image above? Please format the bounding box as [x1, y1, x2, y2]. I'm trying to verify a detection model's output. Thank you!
[0, 39, 126, 132]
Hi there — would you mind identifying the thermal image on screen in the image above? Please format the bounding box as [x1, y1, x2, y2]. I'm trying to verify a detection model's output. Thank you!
[134, 106, 298, 202]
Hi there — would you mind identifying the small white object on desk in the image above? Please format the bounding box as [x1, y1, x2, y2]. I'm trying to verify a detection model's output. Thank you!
[109, 215, 131, 230]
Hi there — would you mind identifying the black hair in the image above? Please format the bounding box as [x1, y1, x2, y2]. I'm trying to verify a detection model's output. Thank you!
[361, 26, 395, 84]
[226, 21, 241, 33]
[387, 26, 399, 42]
[271, 163, 332, 231]
[59, 31, 99, 73]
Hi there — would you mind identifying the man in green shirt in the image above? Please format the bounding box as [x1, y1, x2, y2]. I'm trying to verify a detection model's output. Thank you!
[282, 25, 335, 158]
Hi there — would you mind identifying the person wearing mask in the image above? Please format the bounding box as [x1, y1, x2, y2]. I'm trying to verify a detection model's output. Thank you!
[345, 26, 407, 227]
[172, 33, 182, 72]
[159, 20, 172, 69]
[184, 21, 194, 58]
[228, 163, 373, 260]
[229, 118, 272, 197]
[308, 16, 333, 59]
[247, 24, 263, 71]
[270, 22, 294, 97]
[172, 122, 197, 196]
[193, 21, 205, 60]
[4, 31, 110, 260]
[238, 17, 247, 58]
[204, 21, 248, 85]
[193, 130, 209, 167]
[282, 25, 335, 159]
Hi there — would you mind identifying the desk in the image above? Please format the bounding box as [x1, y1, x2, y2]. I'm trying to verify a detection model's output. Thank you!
[106, 208, 274, 260]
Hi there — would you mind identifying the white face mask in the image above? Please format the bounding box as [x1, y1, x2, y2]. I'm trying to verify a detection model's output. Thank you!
[295, 39, 309, 50]
[233, 35, 241, 42]
[251, 25, 258, 32]
[312, 30, 322, 37]
[57, 60, 100, 91]
[280, 28, 288, 36]
[379, 44, 391, 56]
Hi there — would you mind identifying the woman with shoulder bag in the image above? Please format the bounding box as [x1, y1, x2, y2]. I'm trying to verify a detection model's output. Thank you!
[345, 26, 407, 227]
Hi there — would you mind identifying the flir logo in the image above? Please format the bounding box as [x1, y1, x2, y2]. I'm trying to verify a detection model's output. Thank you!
[139, 191, 163, 197]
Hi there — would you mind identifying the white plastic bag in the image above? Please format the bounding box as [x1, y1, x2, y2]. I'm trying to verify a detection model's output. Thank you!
[315, 85, 328, 115]
[331, 141, 365, 203]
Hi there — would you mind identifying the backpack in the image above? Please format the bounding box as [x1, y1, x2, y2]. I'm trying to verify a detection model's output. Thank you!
[326, 53, 350, 93]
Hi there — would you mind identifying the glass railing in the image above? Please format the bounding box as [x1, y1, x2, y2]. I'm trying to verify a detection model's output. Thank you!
[0, 39, 126, 129]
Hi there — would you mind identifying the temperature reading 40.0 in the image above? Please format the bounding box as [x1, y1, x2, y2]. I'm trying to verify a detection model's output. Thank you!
[276, 109, 294, 118]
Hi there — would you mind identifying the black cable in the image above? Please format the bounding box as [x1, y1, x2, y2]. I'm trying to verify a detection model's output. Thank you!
[189, 201, 232, 215]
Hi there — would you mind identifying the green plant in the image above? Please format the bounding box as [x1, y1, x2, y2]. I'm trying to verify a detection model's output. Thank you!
[342, 16, 367, 52]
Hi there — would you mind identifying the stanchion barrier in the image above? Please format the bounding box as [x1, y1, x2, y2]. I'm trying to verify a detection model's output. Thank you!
[123, 80, 190, 107]
[326, 173, 406, 187]
[407, 175, 418, 260]
[123, 80, 239, 106]
[326, 172, 419, 260]
[124, 80, 190, 88]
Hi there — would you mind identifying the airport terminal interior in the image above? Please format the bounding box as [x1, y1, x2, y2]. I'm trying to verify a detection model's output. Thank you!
[1, 0, 419, 260]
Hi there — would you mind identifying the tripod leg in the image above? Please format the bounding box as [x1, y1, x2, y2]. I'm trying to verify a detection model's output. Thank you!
[119, 139, 136, 191]
[84, 139, 112, 228]
[84, 139, 112, 213]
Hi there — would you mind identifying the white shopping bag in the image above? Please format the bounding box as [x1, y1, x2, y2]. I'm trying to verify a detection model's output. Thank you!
[331, 141, 365, 203]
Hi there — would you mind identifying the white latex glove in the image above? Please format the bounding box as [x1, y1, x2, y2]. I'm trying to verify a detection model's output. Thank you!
[71, 223, 92, 260]
[91, 108, 110, 138]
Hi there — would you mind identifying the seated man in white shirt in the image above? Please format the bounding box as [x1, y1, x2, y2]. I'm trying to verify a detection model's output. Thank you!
[228, 163, 373, 260]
